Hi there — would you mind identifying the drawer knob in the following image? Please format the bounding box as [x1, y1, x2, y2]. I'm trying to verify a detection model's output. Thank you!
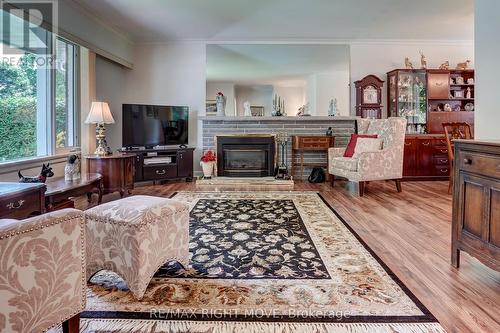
[463, 158, 472, 165]
[156, 169, 166, 175]
[7, 200, 25, 210]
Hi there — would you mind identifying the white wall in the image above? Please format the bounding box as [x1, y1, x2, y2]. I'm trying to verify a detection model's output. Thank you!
[93, 42, 206, 173]
[59, 0, 134, 67]
[306, 72, 350, 116]
[475, 0, 499, 140]
[350, 42, 474, 117]
[206, 82, 236, 116]
[235, 85, 274, 116]
[95, 56, 128, 151]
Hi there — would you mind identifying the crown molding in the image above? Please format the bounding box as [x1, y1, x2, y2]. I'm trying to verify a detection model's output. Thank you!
[135, 38, 473, 46]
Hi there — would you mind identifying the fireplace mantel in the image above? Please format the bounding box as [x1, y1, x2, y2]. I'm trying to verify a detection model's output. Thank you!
[199, 116, 358, 121]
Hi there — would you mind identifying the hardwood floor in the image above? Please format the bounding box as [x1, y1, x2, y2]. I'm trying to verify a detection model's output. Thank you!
[81, 179, 500, 333]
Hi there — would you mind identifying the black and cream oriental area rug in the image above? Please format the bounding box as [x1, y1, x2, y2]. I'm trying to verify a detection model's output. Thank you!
[80, 191, 445, 333]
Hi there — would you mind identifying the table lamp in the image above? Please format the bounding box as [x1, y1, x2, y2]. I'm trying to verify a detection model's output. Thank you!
[85, 102, 115, 156]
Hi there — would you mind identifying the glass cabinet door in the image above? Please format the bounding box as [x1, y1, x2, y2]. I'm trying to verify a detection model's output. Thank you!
[388, 74, 397, 117]
[396, 70, 427, 133]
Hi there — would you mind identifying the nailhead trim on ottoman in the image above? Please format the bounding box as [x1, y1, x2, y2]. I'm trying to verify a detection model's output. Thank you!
[84, 195, 189, 299]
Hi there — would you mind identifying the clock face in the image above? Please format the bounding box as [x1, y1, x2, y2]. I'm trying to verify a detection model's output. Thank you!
[363, 86, 378, 104]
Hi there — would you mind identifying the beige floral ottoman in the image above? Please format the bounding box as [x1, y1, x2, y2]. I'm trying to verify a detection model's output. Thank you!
[84, 195, 189, 299]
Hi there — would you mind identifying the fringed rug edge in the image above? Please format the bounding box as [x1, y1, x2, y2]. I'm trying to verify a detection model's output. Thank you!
[80, 319, 446, 333]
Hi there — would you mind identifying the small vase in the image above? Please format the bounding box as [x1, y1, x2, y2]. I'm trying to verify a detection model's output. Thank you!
[201, 161, 215, 178]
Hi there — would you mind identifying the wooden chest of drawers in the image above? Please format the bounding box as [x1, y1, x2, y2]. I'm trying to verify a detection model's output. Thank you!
[403, 135, 450, 180]
[452, 140, 500, 271]
[0, 183, 46, 220]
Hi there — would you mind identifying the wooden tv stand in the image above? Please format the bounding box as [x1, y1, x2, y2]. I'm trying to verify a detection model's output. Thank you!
[123, 147, 194, 183]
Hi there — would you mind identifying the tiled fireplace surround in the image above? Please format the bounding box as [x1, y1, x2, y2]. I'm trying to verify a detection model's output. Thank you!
[200, 116, 358, 179]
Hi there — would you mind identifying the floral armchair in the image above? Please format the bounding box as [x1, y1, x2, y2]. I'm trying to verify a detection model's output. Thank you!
[0, 209, 85, 333]
[328, 117, 407, 196]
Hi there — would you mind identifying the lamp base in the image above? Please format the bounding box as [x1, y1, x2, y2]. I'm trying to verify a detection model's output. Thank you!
[94, 123, 111, 156]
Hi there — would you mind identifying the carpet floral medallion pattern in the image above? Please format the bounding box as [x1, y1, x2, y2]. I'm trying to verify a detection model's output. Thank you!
[156, 198, 330, 279]
[82, 191, 444, 333]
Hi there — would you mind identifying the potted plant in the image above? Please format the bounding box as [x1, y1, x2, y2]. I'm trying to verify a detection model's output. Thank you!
[200, 150, 216, 178]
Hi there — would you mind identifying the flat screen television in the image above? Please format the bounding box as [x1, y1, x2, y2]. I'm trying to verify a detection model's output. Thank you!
[122, 104, 189, 148]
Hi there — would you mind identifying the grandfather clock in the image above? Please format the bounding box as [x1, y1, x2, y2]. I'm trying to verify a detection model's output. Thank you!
[355, 75, 384, 119]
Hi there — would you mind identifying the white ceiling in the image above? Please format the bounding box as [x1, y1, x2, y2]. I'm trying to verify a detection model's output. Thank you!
[206, 44, 349, 86]
[73, 0, 474, 42]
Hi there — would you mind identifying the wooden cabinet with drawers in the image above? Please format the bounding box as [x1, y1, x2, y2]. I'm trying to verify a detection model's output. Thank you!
[452, 140, 500, 271]
[0, 183, 45, 219]
[85, 153, 135, 197]
[403, 135, 450, 180]
[291, 136, 335, 180]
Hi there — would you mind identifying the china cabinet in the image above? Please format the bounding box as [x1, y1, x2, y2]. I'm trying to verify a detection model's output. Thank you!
[387, 69, 428, 134]
[387, 68, 475, 180]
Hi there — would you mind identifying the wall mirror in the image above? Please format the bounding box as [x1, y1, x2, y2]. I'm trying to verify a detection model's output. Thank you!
[206, 44, 350, 117]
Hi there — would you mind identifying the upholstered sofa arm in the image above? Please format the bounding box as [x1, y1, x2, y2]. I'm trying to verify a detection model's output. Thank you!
[0, 209, 86, 332]
[328, 147, 346, 159]
[357, 148, 404, 180]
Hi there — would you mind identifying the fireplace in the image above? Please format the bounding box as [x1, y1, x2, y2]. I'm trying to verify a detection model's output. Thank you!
[216, 135, 275, 177]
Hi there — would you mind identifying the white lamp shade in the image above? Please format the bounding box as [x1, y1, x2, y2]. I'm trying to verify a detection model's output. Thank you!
[85, 102, 115, 124]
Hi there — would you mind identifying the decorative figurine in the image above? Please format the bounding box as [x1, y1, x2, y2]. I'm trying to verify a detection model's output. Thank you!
[326, 127, 333, 136]
[272, 94, 286, 116]
[455, 76, 465, 85]
[18, 164, 54, 183]
[419, 51, 427, 69]
[297, 103, 310, 116]
[466, 87, 472, 99]
[467, 78, 474, 84]
[328, 98, 338, 116]
[444, 103, 452, 112]
[456, 60, 471, 70]
[405, 57, 414, 69]
[439, 61, 450, 70]
[65, 155, 81, 181]
[215, 92, 226, 116]
[243, 101, 252, 117]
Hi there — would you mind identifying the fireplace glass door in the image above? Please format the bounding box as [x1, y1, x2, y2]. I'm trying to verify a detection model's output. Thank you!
[224, 149, 267, 172]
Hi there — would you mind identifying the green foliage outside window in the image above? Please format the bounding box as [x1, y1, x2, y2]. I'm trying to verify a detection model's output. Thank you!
[0, 53, 69, 162]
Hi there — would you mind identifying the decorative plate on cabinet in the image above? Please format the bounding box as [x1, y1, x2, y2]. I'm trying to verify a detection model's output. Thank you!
[464, 103, 474, 111]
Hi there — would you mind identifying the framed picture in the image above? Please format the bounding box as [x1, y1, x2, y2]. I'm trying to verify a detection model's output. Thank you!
[454, 90, 464, 99]
[206, 100, 217, 114]
[250, 106, 264, 117]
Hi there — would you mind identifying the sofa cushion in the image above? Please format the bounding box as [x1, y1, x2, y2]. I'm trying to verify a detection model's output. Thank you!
[331, 157, 358, 172]
[344, 134, 378, 157]
[352, 137, 383, 158]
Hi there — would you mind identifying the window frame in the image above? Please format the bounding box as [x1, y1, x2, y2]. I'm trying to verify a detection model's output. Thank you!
[53, 36, 80, 155]
[0, 35, 81, 166]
